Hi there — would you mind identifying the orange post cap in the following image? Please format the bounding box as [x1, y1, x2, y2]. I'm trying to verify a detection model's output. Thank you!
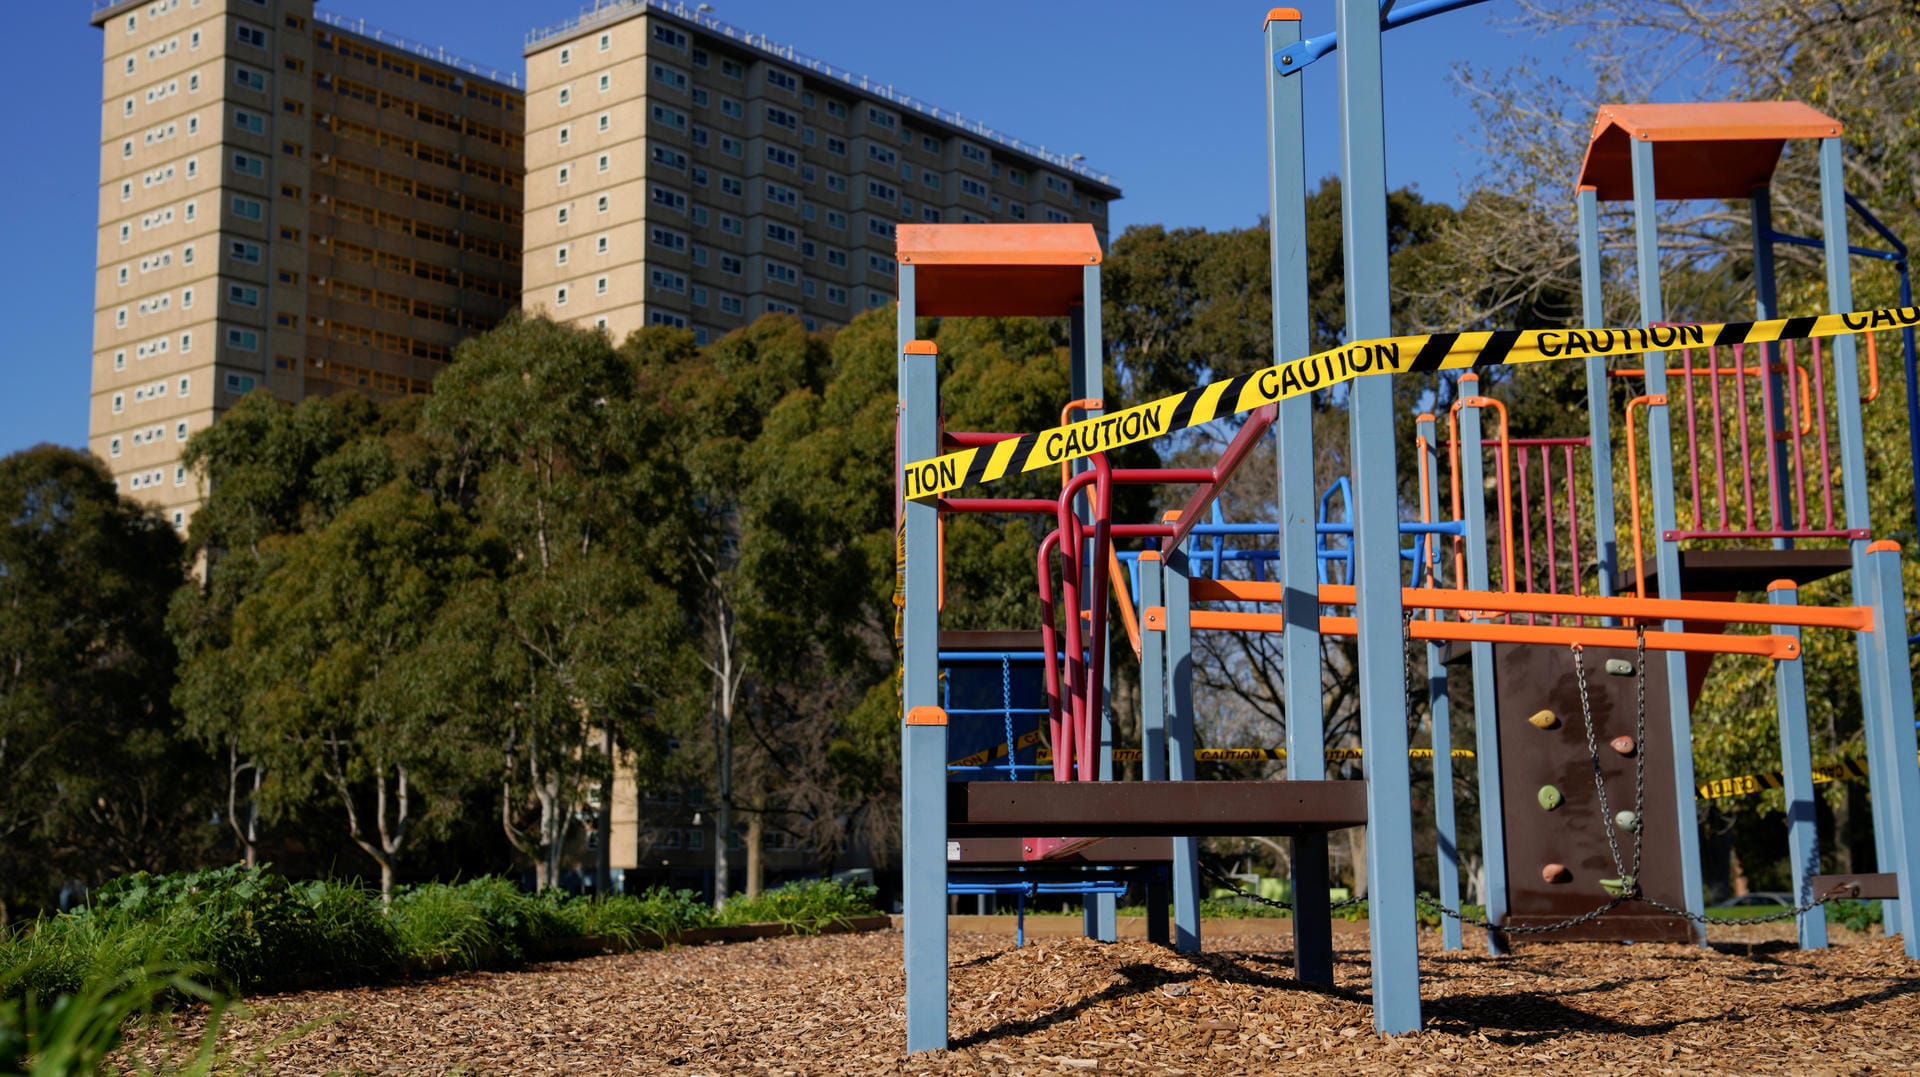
[1867, 539, 1902, 554]
[1766, 579, 1798, 592]
[1138, 550, 1162, 562]
[904, 340, 938, 355]
[1265, 7, 1303, 25]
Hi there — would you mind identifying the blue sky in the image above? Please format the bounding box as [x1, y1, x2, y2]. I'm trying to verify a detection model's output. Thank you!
[0, 0, 1554, 458]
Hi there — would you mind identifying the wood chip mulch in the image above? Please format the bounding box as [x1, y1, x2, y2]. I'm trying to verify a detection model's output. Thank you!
[131, 921, 1920, 1075]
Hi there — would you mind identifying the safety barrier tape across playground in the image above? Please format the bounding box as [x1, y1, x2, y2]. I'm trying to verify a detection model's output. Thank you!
[901, 306, 1920, 498]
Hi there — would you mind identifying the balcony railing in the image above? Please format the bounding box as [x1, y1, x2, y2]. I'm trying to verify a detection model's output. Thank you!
[526, 0, 1115, 188]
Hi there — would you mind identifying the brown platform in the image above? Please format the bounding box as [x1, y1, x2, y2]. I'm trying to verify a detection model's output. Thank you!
[1643, 547, 1852, 596]
[946, 780, 1368, 839]
[1811, 872, 1899, 900]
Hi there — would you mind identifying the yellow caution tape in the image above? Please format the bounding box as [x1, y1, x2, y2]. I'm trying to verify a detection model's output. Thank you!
[902, 306, 1919, 499]
[1696, 756, 1874, 801]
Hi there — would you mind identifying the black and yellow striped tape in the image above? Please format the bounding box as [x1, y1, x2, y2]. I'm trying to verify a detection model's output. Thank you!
[1697, 757, 1873, 801]
[902, 306, 1920, 499]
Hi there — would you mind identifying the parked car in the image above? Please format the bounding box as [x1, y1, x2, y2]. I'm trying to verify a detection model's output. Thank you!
[1714, 891, 1793, 908]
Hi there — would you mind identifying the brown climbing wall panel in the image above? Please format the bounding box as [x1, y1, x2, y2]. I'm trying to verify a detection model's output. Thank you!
[1491, 640, 1696, 943]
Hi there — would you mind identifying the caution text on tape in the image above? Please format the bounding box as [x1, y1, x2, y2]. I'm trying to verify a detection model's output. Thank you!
[902, 306, 1920, 499]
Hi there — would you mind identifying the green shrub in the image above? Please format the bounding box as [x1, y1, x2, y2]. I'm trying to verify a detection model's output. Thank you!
[558, 889, 716, 945]
[718, 879, 879, 933]
[386, 878, 570, 971]
[1825, 898, 1883, 932]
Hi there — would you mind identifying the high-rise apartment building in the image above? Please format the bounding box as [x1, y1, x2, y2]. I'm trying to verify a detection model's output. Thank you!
[520, 2, 1120, 344]
[90, 0, 1119, 530]
[89, 0, 524, 527]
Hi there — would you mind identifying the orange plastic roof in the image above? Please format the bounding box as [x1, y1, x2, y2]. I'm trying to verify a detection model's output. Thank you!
[895, 223, 1103, 317]
[1577, 101, 1842, 202]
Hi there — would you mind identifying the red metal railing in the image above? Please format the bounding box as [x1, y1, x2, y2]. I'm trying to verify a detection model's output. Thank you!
[1613, 338, 1869, 543]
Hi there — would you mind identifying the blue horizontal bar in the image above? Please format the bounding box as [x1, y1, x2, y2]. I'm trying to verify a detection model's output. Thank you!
[937, 651, 1072, 662]
[941, 707, 1049, 715]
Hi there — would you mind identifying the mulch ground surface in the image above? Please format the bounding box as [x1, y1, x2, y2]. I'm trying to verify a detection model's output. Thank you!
[137, 919, 1920, 1075]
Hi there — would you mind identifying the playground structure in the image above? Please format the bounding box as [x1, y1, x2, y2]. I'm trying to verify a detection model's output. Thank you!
[893, 2, 1920, 1054]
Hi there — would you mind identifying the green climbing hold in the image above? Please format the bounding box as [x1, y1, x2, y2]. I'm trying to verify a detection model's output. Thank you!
[1599, 876, 1634, 897]
[1537, 784, 1563, 811]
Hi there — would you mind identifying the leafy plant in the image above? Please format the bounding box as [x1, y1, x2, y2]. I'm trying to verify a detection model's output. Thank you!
[716, 879, 879, 933]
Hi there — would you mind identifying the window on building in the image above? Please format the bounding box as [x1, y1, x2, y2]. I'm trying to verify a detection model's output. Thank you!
[598, 32, 611, 51]
[558, 125, 571, 145]
[558, 46, 571, 65]
[596, 194, 609, 214]
[113, 393, 124, 414]
[596, 153, 610, 173]
[235, 24, 266, 48]
[225, 373, 257, 393]
[176, 421, 189, 441]
[555, 285, 569, 306]
[598, 112, 611, 133]
[230, 195, 263, 221]
[595, 235, 608, 255]
[226, 328, 259, 351]
[595, 275, 608, 295]
[227, 283, 261, 307]
[598, 73, 610, 92]
[556, 245, 570, 266]
[558, 86, 571, 106]
[110, 437, 122, 458]
[556, 205, 570, 225]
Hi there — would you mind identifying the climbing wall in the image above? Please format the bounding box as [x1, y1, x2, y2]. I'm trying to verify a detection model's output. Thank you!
[1492, 640, 1695, 942]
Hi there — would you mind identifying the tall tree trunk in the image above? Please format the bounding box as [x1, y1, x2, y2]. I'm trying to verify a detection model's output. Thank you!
[746, 812, 765, 899]
[596, 719, 614, 897]
[1345, 825, 1368, 897]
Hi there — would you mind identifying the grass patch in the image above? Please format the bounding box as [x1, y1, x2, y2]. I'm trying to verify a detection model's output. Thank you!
[718, 879, 880, 933]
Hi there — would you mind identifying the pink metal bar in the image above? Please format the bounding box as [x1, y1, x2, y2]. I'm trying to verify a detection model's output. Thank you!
[1682, 346, 1705, 532]
[1666, 527, 1869, 541]
[1517, 448, 1535, 624]
[1784, 341, 1810, 532]
[1706, 344, 1730, 531]
[1809, 338, 1836, 531]
[1112, 524, 1177, 538]
[1540, 445, 1558, 622]
[1035, 530, 1069, 782]
[938, 498, 1060, 516]
[1112, 468, 1216, 484]
[1563, 444, 1582, 608]
[1754, 343, 1787, 531]
[945, 431, 1020, 448]
[1732, 343, 1757, 531]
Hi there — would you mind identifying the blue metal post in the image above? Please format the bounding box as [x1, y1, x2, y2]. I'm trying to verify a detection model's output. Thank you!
[1071, 279, 1119, 945]
[1575, 186, 1618, 604]
[898, 327, 948, 1051]
[1750, 189, 1797, 539]
[1768, 581, 1827, 950]
[1628, 137, 1707, 938]
[1166, 545, 1202, 952]
[1457, 383, 1507, 953]
[1819, 137, 1901, 935]
[1266, 7, 1334, 984]
[1418, 413, 1462, 951]
[1139, 550, 1171, 947]
[1336, 0, 1420, 1032]
[1864, 543, 1920, 956]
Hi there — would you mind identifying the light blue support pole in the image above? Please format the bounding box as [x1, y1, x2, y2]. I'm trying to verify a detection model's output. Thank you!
[898, 327, 948, 1049]
[1419, 413, 1462, 951]
[1336, 0, 1421, 1033]
[1863, 543, 1920, 956]
[1575, 186, 1618, 605]
[1457, 383, 1507, 954]
[1750, 188, 1796, 540]
[1166, 546, 1202, 952]
[1071, 277, 1119, 945]
[1818, 136, 1901, 935]
[1266, 8, 1334, 984]
[1628, 137, 1707, 940]
[1139, 551, 1172, 947]
[1768, 581, 1827, 950]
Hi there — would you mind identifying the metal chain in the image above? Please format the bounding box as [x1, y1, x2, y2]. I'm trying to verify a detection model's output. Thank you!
[1001, 656, 1017, 782]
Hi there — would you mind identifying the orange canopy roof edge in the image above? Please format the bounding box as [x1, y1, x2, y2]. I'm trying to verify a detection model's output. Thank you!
[1576, 101, 1842, 202]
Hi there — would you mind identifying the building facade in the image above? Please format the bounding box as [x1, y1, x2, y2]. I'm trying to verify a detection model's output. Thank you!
[89, 0, 524, 527]
[520, 2, 1120, 344]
